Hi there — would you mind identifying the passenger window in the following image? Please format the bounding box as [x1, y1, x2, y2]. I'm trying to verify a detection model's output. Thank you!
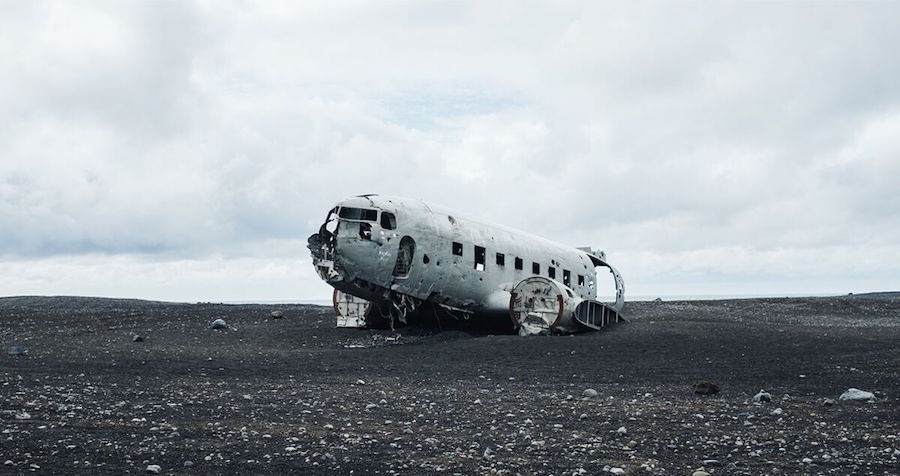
[380, 212, 396, 230]
[496, 253, 505, 266]
[474, 246, 486, 271]
[578, 274, 585, 286]
[532, 262, 540, 274]
[515, 257, 523, 270]
[548, 267, 556, 279]
[452, 242, 463, 256]
[563, 270, 571, 287]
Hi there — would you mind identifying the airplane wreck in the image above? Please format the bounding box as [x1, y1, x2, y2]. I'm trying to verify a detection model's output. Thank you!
[308, 195, 625, 335]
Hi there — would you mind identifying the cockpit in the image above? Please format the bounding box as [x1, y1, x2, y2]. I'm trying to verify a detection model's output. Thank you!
[321, 206, 397, 242]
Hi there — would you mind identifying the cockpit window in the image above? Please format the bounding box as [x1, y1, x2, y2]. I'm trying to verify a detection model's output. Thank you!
[381, 212, 397, 230]
[339, 207, 378, 221]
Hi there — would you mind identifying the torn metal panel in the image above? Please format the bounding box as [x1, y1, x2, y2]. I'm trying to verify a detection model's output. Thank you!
[333, 289, 369, 328]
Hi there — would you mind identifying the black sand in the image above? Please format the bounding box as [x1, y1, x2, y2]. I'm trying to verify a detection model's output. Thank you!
[1, 295, 898, 475]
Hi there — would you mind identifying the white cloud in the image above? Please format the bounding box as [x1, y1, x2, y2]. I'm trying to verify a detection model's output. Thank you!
[1, 1, 899, 301]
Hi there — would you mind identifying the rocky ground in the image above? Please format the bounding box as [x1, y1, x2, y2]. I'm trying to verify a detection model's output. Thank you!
[1, 294, 898, 475]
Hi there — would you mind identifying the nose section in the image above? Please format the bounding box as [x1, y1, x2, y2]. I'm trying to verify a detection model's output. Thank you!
[308, 206, 341, 282]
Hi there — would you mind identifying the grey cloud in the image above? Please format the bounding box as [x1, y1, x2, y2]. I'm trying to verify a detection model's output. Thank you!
[1, 1, 898, 299]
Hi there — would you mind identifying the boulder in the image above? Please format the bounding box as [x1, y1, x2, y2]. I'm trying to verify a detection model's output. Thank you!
[752, 390, 772, 403]
[839, 388, 875, 402]
[211, 319, 227, 330]
[583, 388, 599, 398]
[270, 310, 284, 319]
[694, 380, 719, 395]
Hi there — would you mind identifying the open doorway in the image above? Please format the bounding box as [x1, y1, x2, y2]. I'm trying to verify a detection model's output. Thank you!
[393, 236, 416, 277]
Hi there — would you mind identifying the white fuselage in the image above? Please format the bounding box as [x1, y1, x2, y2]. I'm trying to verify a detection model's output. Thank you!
[309, 195, 621, 326]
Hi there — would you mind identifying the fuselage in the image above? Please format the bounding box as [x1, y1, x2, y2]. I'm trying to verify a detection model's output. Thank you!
[310, 195, 615, 321]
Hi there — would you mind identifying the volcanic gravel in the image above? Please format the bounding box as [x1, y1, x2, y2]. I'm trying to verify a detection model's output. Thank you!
[1, 294, 899, 475]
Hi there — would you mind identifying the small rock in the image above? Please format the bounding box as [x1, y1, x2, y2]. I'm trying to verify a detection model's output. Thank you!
[694, 380, 719, 395]
[802, 457, 813, 464]
[473, 399, 482, 405]
[692, 471, 710, 476]
[782, 393, 792, 401]
[8, 346, 26, 356]
[365, 403, 378, 410]
[211, 319, 227, 330]
[609, 468, 625, 475]
[839, 388, 875, 402]
[270, 310, 284, 319]
[183, 460, 194, 467]
[702, 459, 721, 467]
[146, 464, 161, 473]
[616, 426, 627, 436]
[822, 398, 836, 406]
[355, 379, 365, 385]
[14, 411, 31, 420]
[653, 297, 663, 303]
[753, 389, 772, 403]
[4, 460, 13, 466]
[583, 388, 598, 398]
[771, 407, 783, 415]
[132, 335, 144, 343]
[627, 440, 637, 448]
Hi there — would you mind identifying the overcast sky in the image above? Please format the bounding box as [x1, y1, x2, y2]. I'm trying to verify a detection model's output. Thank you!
[2, 1, 899, 302]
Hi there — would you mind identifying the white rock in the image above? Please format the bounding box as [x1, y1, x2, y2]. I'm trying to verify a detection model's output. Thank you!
[616, 426, 627, 436]
[692, 471, 710, 476]
[365, 403, 378, 410]
[771, 407, 783, 415]
[609, 468, 625, 475]
[473, 399, 482, 404]
[839, 388, 875, 402]
[802, 457, 813, 464]
[753, 390, 772, 403]
[583, 388, 598, 398]
[146, 464, 161, 473]
[211, 319, 227, 329]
